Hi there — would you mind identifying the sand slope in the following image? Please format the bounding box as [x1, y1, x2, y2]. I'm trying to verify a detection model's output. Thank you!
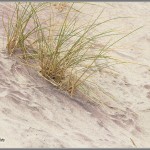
[0, 2, 150, 148]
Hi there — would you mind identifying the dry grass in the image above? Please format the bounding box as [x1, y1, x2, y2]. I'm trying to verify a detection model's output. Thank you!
[3, 2, 142, 97]
[2, 2, 47, 58]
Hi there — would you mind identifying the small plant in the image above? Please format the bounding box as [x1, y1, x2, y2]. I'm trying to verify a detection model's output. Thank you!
[3, 2, 142, 97]
[36, 4, 142, 96]
[2, 2, 47, 58]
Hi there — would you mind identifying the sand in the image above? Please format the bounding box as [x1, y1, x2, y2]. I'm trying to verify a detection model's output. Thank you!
[0, 2, 150, 148]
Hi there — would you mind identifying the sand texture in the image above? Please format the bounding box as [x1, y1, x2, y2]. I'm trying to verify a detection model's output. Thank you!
[0, 2, 150, 148]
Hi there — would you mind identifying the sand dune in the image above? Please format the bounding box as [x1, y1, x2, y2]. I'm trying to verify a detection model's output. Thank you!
[0, 2, 150, 148]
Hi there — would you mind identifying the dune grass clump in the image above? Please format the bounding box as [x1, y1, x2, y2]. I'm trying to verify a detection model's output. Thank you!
[3, 2, 142, 97]
[2, 2, 47, 58]
[37, 4, 142, 96]
[36, 6, 118, 96]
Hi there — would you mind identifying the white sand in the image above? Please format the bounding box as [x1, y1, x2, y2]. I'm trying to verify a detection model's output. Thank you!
[0, 2, 150, 148]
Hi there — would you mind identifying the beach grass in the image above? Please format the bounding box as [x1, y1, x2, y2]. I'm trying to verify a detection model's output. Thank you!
[3, 2, 142, 97]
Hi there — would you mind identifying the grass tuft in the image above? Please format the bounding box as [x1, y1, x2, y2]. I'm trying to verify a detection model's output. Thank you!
[3, 2, 142, 97]
[2, 2, 47, 58]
